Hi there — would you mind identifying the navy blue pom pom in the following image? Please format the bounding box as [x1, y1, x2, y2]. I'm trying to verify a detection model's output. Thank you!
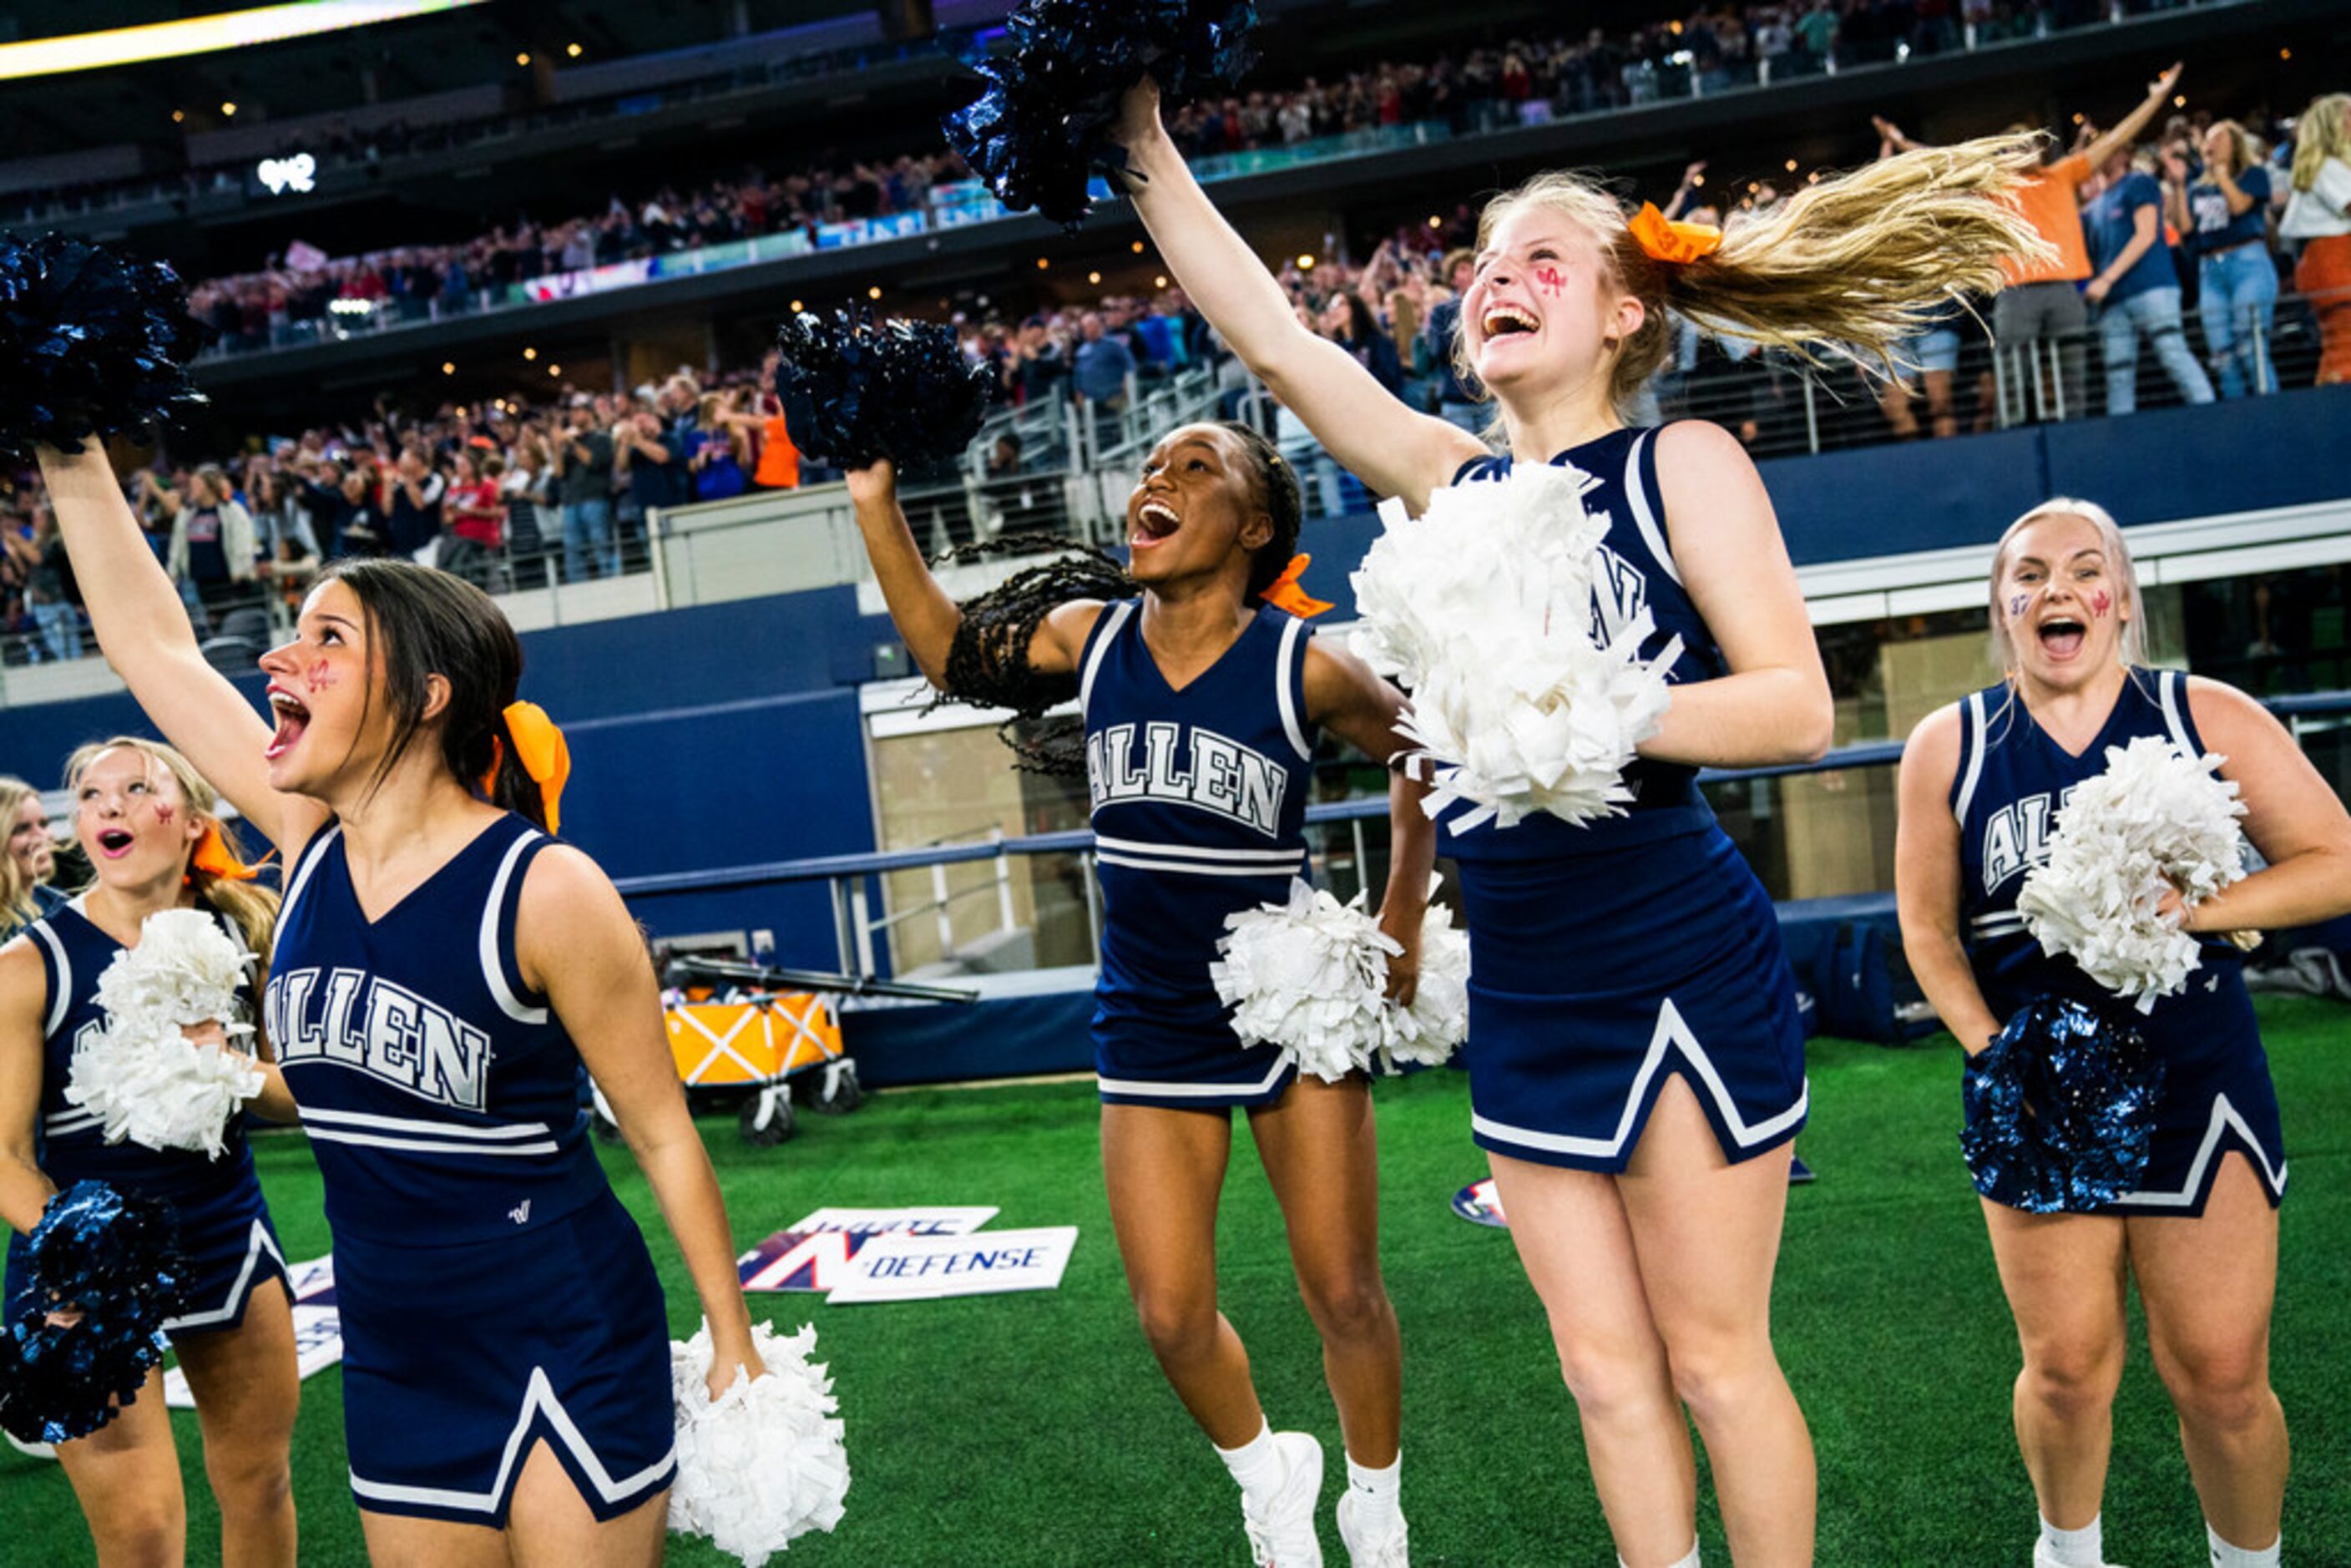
[0, 1181, 190, 1444]
[943, 0, 1260, 230]
[772, 309, 996, 472]
[0, 232, 211, 463]
[1959, 997, 2166, 1214]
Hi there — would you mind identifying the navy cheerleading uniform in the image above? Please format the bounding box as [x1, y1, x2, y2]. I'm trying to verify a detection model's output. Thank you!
[4, 899, 288, 1338]
[1952, 670, 2283, 1216]
[1445, 427, 1808, 1172]
[1080, 598, 1318, 1107]
[265, 813, 674, 1525]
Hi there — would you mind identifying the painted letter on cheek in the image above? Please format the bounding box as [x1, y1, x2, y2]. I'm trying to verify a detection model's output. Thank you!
[1534, 266, 1568, 297]
[306, 660, 337, 693]
[2091, 590, 2111, 618]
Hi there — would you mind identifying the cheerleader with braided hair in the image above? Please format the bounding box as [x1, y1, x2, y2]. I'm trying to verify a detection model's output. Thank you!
[852, 425, 1432, 1567]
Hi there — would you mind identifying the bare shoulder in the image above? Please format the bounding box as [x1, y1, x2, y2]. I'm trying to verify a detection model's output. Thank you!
[0, 936, 47, 1022]
[518, 840, 621, 915]
[2180, 673, 2274, 742]
[1655, 417, 1754, 471]
[1653, 419, 1776, 540]
[1901, 701, 1964, 786]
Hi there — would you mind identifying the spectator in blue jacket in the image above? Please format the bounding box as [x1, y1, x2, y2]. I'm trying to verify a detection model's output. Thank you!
[2083, 147, 2215, 415]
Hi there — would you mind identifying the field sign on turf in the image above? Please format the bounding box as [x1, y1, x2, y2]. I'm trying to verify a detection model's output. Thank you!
[826, 1225, 1079, 1304]
[738, 1206, 1000, 1292]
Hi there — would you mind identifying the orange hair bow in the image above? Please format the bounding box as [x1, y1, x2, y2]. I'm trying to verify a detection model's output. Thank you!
[1628, 202, 1723, 267]
[476, 702, 573, 834]
[1261, 554, 1333, 619]
[188, 822, 265, 883]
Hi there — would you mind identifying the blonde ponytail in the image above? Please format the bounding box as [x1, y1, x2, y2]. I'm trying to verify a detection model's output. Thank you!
[1647, 134, 2055, 378]
[1467, 134, 2058, 418]
[2293, 94, 2351, 194]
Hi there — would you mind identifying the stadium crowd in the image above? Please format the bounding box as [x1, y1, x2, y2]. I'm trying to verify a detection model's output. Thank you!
[3, 74, 2344, 667]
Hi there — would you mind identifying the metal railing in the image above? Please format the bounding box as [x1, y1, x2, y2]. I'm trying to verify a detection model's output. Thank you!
[609, 686, 2351, 984]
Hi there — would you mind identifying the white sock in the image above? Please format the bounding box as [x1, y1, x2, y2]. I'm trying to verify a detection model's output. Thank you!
[1617, 1545, 1699, 1568]
[1215, 1420, 1287, 1505]
[2039, 1515, 2104, 1568]
[2207, 1521, 2282, 1567]
[1344, 1451, 1402, 1528]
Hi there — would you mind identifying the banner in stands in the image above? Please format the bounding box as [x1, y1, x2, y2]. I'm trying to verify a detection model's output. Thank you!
[165, 1255, 340, 1408]
[826, 1226, 1079, 1304]
[737, 1206, 1000, 1292]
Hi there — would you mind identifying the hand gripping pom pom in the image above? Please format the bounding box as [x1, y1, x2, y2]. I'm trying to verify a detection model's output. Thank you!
[0, 232, 211, 463]
[68, 909, 262, 1159]
[943, 0, 1261, 229]
[1212, 876, 1472, 1080]
[668, 1319, 849, 1565]
[0, 1181, 190, 1445]
[2015, 736, 2249, 1011]
[1211, 879, 1398, 1082]
[771, 310, 995, 472]
[1959, 997, 2166, 1212]
[1377, 896, 1470, 1072]
[1351, 463, 1681, 832]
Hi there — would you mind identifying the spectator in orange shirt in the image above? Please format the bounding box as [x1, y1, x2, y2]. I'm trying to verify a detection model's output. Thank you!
[1876, 63, 2182, 422]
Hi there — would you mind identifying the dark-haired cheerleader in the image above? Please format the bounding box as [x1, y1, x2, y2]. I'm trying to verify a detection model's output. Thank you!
[1896, 498, 2351, 1568]
[852, 425, 1429, 1567]
[38, 436, 773, 1566]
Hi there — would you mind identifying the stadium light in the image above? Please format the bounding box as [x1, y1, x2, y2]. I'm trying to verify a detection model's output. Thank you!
[1297, 255, 1316, 271]
[867, 285, 882, 300]
[1087, 271, 1101, 285]
[1130, 240, 1145, 254]
[1036, 257, 1049, 270]
[547, 364, 562, 377]
[441, 362, 455, 375]
[220, 100, 238, 116]
[789, 299, 804, 312]
[1155, 276, 1168, 289]
[566, 41, 583, 57]
[0, 2, 489, 82]
[171, 109, 185, 123]
[515, 51, 530, 66]
[522, 346, 537, 361]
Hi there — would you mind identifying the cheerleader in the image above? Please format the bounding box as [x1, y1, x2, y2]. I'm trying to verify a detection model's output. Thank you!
[848, 431, 1432, 1568]
[0, 737, 299, 1565]
[1110, 81, 2042, 1566]
[1894, 499, 2351, 1568]
[2, 776, 68, 938]
[36, 435, 767, 1565]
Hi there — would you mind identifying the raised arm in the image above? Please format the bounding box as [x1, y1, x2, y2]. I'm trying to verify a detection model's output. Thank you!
[1639, 421, 1833, 768]
[1893, 706, 2005, 1056]
[35, 439, 329, 857]
[1112, 82, 1484, 511]
[2079, 63, 2183, 173]
[845, 460, 1099, 690]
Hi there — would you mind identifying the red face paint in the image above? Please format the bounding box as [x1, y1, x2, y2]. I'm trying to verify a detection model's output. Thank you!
[1533, 265, 1569, 297]
[154, 805, 174, 826]
[305, 659, 337, 693]
[2091, 589, 2111, 618]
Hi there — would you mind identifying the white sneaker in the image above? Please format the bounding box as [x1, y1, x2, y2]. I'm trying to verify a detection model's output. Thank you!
[3, 1431, 57, 1462]
[2031, 1544, 2127, 1568]
[1337, 1487, 1408, 1567]
[1241, 1430, 1324, 1567]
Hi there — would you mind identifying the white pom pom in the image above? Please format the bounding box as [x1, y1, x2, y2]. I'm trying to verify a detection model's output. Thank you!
[66, 908, 260, 1159]
[1378, 898, 1470, 1071]
[1211, 878, 1395, 1083]
[669, 1318, 850, 1565]
[1351, 463, 1679, 831]
[91, 908, 251, 1029]
[2016, 735, 2248, 1012]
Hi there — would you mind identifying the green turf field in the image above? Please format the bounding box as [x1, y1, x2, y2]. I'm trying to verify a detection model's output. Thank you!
[4, 994, 2345, 1565]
